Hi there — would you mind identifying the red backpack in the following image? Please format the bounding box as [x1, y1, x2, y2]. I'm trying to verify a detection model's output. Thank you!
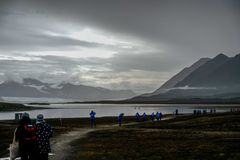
[23, 124, 37, 141]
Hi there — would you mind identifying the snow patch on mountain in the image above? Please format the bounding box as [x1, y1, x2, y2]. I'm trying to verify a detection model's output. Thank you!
[23, 84, 47, 93]
[168, 85, 217, 91]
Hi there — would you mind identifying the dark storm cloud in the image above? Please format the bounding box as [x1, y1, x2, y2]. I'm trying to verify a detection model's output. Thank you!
[23, 0, 240, 55]
[0, 14, 112, 52]
[1, 0, 239, 55]
[0, 0, 239, 93]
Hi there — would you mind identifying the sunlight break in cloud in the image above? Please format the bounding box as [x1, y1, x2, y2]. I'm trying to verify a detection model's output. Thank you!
[41, 28, 135, 58]
[69, 28, 130, 46]
[25, 49, 117, 59]
[0, 54, 42, 61]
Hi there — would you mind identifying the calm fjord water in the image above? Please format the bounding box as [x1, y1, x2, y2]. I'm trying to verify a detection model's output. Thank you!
[0, 103, 237, 120]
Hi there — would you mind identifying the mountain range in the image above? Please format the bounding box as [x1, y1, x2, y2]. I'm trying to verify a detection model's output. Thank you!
[1, 53, 240, 103]
[130, 53, 240, 102]
[141, 57, 211, 97]
[0, 78, 136, 102]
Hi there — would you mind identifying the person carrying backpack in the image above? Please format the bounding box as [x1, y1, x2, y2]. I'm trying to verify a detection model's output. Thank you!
[118, 113, 124, 126]
[151, 112, 155, 122]
[36, 114, 53, 160]
[89, 110, 96, 128]
[136, 112, 140, 122]
[142, 112, 147, 122]
[15, 112, 38, 160]
[156, 112, 160, 121]
[159, 112, 162, 120]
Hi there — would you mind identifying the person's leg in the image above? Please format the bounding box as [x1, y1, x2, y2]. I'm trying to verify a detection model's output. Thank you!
[20, 152, 28, 160]
[38, 153, 48, 160]
[43, 153, 49, 160]
[90, 118, 93, 127]
[19, 143, 29, 160]
[28, 142, 39, 160]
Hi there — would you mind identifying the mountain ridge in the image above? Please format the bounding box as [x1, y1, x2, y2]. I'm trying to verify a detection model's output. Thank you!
[175, 53, 240, 87]
[141, 57, 210, 97]
[0, 78, 137, 102]
[130, 53, 240, 102]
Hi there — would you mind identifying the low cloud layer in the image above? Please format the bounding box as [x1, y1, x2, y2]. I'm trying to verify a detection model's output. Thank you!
[0, 54, 173, 93]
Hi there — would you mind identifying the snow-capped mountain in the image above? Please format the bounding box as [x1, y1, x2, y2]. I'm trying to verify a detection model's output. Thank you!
[0, 78, 137, 102]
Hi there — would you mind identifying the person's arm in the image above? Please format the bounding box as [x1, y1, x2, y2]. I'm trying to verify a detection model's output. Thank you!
[48, 124, 53, 137]
[15, 126, 21, 141]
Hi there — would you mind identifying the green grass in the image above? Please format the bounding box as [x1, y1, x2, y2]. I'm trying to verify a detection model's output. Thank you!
[69, 113, 240, 160]
[130, 113, 240, 131]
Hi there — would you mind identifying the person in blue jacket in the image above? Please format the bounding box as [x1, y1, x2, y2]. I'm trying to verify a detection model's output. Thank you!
[159, 112, 162, 120]
[136, 112, 140, 122]
[89, 110, 96, 128]
[142, 112, 147, 122]
[156, 112, 160, 121]
[151, 112, 155, 122]
[175, 109, 179, 115]
[118, 113, 124, 126]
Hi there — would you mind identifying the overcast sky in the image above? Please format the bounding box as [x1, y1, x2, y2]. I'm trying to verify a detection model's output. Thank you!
[0, 0, 239, 93]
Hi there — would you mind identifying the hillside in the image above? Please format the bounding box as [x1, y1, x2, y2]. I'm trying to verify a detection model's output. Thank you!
[130, 53, 240, 102]
[176, 53, 240, 88]
[142, 57, 210, 97]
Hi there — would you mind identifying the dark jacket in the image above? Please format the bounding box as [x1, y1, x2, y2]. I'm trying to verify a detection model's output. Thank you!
[16, 116, 37, 145]
[15, 117, 38, 159]
[36, 121, 53, 154]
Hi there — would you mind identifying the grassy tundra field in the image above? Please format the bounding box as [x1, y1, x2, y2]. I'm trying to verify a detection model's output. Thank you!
[0, 111, 240, 160]
[69, 112, 240, 160]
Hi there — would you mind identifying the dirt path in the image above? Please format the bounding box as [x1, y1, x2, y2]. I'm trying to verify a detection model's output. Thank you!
[49, 125, 120, 160]
[49, 116, 173, 160]
[50, 128, 94, 160]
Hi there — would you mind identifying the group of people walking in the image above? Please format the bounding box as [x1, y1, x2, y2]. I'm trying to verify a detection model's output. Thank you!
[118, 111, 163, 126]
[15, 112, 53, 160]
[13, 110, 165, 159]
[136, 112, 163, 122]
[89, 110, 163, 127]
[193, 108, 216, 115]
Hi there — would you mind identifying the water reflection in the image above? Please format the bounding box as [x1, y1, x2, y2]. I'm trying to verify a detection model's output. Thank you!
[0, 103, 236, 120]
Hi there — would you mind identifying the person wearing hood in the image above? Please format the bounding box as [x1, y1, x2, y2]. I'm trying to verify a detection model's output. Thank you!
[136, 112, 140, 122]
[156, 112, 160, 121]
[118, 113, 124, 126]
[142, 112, 147, 122]
[15, 112, 38, 160]
[89, 110, 96, 128]
[159, 112, 162, 120]
[151, 112, 155, 122]
[36, 114, 53, 160]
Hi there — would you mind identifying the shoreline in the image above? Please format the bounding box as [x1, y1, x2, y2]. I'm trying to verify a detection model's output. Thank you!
[0, 102, 53, 112]
[61, 101, 240, 105]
